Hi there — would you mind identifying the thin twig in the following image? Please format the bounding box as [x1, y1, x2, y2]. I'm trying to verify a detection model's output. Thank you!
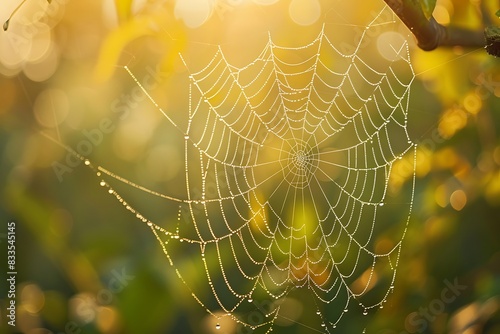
[384, 0, 485, 51]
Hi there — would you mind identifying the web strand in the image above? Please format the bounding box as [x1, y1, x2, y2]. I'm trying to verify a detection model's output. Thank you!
[76, 5, 417, 333]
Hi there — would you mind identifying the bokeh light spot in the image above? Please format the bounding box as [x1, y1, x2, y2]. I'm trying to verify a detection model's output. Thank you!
[450, 189, 467, 211]
[24, 42, 59, 82]
[288, 0, 321, 26]
[25, 24, 52, 62]
[96, 306, 121, 333]
[435, 184, 449, 208]
[463, 92, 482, 115]
[33, 88, 69, 128]
[174, 0, 212, 29]
[377, 31, 407, 61]
[21, 283, 45, 314]
[433, 5, 451, 25]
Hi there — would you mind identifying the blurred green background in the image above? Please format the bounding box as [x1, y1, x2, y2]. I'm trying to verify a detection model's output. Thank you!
[1, 0, 500, 333]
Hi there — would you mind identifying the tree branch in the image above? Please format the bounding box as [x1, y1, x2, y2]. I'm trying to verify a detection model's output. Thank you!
[384, 0, 486, 51]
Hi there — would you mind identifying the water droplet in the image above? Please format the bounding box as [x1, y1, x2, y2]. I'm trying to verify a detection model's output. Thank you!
[100, 181, 106, 187]
[248, 298, 253, 303]
[215, 323, 220, 330]
[147, 222, 153, 227]
[84, 160, 90, 166]
[316, 310, 321, 315]
[379, 304, 384, 309]
[363, 309, 368, 316]
[343, 308, 348, 313]
[379, 203, 384, 207]
[184, 135, 189, 140]
[108, 189, 113, 194]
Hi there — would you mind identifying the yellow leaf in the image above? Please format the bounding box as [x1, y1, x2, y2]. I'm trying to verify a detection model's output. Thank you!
[114, 0, 133, 22]
[94, 8, 186, 82]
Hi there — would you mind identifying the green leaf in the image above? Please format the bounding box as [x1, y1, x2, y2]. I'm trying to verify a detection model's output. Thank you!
[419, 0, 437, 19]
[485, 26, 500, 57]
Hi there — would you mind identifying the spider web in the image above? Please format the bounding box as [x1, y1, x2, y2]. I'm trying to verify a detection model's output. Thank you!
[80, 5, 417, 333]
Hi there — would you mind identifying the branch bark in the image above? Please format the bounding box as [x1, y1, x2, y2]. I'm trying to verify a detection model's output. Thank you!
[384, 0, 486, 51]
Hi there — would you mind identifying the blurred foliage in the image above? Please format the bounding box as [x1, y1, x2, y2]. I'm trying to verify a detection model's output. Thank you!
[1, 0, 500, 334]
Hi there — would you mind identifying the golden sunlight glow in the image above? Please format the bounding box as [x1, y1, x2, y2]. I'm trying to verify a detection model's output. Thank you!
[3, 1, 494, 332]
[288, 0, 321, 26]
